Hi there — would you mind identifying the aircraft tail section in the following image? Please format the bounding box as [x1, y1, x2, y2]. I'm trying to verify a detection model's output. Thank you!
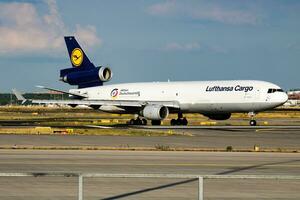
[60, 36, 112, 89]
[64, 36, 95, 69]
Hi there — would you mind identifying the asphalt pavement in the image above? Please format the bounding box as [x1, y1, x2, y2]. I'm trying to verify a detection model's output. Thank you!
[0, 150, 299, 199]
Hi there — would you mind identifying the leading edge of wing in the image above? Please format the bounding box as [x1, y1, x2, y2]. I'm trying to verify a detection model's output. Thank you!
[31, 99, 180, 108]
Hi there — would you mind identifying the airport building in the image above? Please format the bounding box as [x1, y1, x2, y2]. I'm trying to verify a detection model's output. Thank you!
[285, 89, 300, 106]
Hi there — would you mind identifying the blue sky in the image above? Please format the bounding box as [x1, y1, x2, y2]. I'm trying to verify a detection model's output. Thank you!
[0, 0, 299, 92]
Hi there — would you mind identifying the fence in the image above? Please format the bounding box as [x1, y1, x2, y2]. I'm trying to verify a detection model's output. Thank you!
[0, 173, 300, 200]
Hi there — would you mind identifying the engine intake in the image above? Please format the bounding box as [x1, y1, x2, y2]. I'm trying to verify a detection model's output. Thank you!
[142, 105, 169, 120]
[99, 67, 112, 82]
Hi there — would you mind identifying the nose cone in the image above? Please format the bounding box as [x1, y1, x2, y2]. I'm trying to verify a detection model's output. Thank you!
[273, 92, 288, 106]
[283, 93, 288, 103]
[281, 92, 289, 103]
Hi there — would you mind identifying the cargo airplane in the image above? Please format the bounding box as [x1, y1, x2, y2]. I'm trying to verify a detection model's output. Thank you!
[18, 36, 288, 126]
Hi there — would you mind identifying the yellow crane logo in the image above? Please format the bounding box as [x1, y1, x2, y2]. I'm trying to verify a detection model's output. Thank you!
[71, 48, 83, 67]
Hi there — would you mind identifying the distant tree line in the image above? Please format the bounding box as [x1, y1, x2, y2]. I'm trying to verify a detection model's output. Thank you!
[0, 93, 69, 105]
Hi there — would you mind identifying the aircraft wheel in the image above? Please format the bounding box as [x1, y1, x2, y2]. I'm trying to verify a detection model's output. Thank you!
[151, 120, 161, 126]
[170, 119, 176, 126]
[182, 118, 188, 126]
[137, 119, 142, 125]
[171, 118, 188, 125]
[129, 119, 135, 125]
[142, 119, 147, 125]
[250, 120, 257, 126]
[129, 118, 143, 125]
[174, 113, 188, 126]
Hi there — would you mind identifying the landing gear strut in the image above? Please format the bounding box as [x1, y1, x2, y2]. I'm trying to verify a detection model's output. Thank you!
[129, 117, 147, 125]
[248, 112, 257, 126]
[170, 112, 188, 126]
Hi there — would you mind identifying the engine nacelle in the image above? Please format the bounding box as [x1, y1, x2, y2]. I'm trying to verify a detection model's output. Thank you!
[204, 113, 231, 120]
[98, 66, 112, 82]
[142, 105, 169, 120]
[61, 66, 112, 86]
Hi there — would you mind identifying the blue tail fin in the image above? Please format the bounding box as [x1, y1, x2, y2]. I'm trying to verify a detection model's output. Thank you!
[60, 36, 112, 89]
[64, 36, 95, 69]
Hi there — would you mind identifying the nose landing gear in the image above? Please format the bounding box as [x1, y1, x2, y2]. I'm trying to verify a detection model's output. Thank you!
[250, 119, 257, 126]
[248, 112, 257, 126]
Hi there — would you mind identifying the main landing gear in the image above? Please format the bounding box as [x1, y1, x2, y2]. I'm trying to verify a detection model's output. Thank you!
[248, 112, 257, 126]
[128, 117, 162, 126]
[129, 117, 147, 125]
[170, 113, 188, 126]
[128, 118, 162, 126]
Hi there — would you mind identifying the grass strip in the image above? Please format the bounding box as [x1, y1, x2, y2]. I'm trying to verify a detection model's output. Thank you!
[0, 145, 298, 153]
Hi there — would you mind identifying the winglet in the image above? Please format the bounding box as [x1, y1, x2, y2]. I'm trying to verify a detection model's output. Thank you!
[12, 88, 27, 104]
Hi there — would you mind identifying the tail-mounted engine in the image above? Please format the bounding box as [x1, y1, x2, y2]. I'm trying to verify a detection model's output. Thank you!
[60, 66, 112, 88]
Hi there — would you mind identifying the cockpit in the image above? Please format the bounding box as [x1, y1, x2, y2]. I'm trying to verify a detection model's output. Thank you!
[265, 87, 288, 108]
[267, 88, 284, 93]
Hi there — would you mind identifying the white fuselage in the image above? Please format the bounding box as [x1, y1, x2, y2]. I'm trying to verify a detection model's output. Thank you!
[70, 80, 288, 114]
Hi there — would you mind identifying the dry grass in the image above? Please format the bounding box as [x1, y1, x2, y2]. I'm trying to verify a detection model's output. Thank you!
[0, 127, 177, 136]
[0, 105, 300, 130]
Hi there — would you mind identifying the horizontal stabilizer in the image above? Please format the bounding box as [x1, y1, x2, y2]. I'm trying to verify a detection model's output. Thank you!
[12, 88, 27, 104]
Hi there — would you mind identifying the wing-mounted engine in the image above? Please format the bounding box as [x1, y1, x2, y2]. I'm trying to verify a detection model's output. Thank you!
[203, 113, 231, 120]
[60, 66, 112, 88]
[141, 105, 169, 120]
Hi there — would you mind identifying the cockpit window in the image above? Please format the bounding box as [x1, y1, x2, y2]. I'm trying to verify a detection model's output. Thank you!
[268, 88, 284, 93]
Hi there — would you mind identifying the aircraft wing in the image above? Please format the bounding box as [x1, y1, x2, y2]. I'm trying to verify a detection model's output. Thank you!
[32, 99, 180, 108]
[36, 86, 88, 98]
[14, 87, 180, 108]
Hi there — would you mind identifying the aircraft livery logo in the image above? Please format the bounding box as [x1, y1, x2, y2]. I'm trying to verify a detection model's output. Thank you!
[71, 48, 83, 67]
[205, 85, 253, 92]
[110, 88, 119, 97]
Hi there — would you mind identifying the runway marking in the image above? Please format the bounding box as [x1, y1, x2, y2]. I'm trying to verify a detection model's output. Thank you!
[85, 125, 113, 129]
